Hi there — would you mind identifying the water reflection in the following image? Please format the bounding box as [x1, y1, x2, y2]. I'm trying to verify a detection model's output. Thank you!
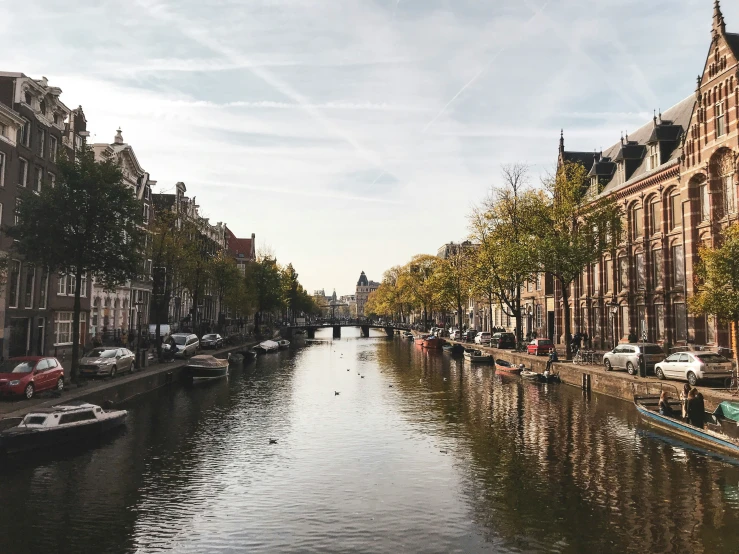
[0, 330, 737, 553]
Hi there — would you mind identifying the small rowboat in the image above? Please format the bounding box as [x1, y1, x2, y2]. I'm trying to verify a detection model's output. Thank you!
[185, 355, 230, 382]
[464, 349, 494, 363]
[495, 359, 521, 374]
[422, 336, 443, 350]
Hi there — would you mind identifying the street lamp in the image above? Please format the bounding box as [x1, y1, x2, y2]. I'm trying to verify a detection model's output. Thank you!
[610, 300, 619, 350]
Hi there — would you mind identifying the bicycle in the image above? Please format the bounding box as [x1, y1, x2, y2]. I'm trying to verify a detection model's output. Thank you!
[572, 350, 585, 365]
[725, 364, 739, 395]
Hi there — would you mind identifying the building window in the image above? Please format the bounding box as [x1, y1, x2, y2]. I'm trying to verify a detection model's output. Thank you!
[18, 117, 30, 146]
[647, 143, 659, 170]
[674, 303, 687, 341]
[35, 167, 42, 192]
[655, 304, 665, 340]
[593, 263, 600, 293]
[670, 194, 680, 230]
[716, 102, 725, 138]
[18, 158, 27, 187]
[536, 273, 541, 291]
[723, 174, 735, 215]
[633, 207, 643, 238]
[672, 245, 685, 288]
[8, 260, 20, 308]
[0, 152, 5, 187]
[699, 183, 709, 221]
[143, 204, 150, 223]
[48, 173, 55, 188]
[706, 314, 716, 344]
[619, 257, 629, 292]
[49, 135, 57, 161]
[605, 259, 613, 292]
[650, 200, 660, 235]
[535, 305, 543, 329]
[37, 128, 45, 157]
[24, 265, 35, 308]
[621, 305, 630, 340]
[54, 312, 87, 346]
[39, 270, 48, 309]
[637, 305, 646, 338]
[14, 197, 21, 225]
[652, 249, 664, 289]
[636, 253, 646, 290]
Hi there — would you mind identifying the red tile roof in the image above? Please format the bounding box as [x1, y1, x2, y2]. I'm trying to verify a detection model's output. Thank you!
[226, 227, 255, 260]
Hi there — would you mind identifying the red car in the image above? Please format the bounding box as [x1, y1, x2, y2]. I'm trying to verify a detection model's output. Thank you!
[527, 338, 554, 356]
[0, 357, 65, 399]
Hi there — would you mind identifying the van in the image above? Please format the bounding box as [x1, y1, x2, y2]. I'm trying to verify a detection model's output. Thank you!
[170, 333, 200, 358]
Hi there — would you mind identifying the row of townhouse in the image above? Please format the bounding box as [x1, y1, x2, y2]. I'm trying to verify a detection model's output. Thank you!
[0, 71, 256, 359]
[469, 4, 739, 352]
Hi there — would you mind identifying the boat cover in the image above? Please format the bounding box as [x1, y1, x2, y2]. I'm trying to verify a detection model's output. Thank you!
[714, 401, 739, 423]
[188, 355, 228, 367]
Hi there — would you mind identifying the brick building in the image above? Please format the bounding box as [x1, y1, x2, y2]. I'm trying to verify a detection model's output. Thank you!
[0, 72, 90, 358]
[528, 3, 739, 351]
[355, 271, 379, 317]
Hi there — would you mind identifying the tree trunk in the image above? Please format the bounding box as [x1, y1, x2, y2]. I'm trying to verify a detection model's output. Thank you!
[488, 293, 493, 333]
[732, 320, 739, 376]
[515, 287, 522, 348]
[70, 269, 83, 383]
[560, 279, 572, 360]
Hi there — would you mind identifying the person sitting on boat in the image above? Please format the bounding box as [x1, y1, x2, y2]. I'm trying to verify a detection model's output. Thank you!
[687, 389, 706, 428]
[679, 383, 691, 420]
[658, 391, 676, 417]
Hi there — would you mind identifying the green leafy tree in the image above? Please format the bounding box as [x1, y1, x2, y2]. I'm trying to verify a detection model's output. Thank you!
[402, 255, 440, 330]
[210, 251, 244, 332]
[243, 256, 284, 335]
[436, 242, 476, 330]
[10, 147, 144, 381]
[689, 223, 739, 370]
[535, 160, 621, 359]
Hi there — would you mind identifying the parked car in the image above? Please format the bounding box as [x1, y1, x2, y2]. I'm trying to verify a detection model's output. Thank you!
[464, 329, 478, 342]
[527, 338, 555, 356]
[491, 332, 516, 349]
[200, 334, 223, 349]
[475, 331, 492, 345]
[603, 343, 665, 375]
[171, 333, 200, 358]
[0, 357, 65, 399]
[654, 351, 734, 386]
[449, 329, 461, 340]
[79, 347, 136, 378]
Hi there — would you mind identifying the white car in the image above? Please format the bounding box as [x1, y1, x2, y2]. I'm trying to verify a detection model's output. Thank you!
[475, 332, 491, 345]
[654, 351, 733, 386]
[449, 330, 461, 340]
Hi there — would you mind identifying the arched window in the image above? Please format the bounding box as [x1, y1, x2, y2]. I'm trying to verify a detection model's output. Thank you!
[711, 149, 736, 216]
[632, 205, 643, 238]
[669, 192, 681, 230]
[649, 197, 661, 234]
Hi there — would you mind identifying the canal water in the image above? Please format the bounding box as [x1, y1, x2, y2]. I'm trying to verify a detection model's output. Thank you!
[1, 328, 739, 553]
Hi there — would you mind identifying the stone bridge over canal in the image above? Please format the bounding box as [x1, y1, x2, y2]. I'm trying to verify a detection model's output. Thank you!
[280, 322, 409, 339]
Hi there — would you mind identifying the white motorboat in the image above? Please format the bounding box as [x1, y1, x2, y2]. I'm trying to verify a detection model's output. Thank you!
[254, 340, 279, 354]
[185, 355, 230, 382]
[0, 401, 127, 455]
[463, 349, 494, 363]
[277, 340, 290, 349]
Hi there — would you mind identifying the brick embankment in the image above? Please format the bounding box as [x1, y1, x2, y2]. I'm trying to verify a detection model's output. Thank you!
[412, 332, 737, 410]
[0, 342, 257, 420]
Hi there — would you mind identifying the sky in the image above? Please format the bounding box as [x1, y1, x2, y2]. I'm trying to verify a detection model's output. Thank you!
[1, 0, 736, 295]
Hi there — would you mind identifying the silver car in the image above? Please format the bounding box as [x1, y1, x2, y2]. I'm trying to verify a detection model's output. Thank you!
[603, 343, 665, 375]
[655, 351, 734, 386]
[79, 347, 136, 377]
[171, 333, 200, 358]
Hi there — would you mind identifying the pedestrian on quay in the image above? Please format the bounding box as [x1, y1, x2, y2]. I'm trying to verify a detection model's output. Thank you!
[680, 383, 691, 420]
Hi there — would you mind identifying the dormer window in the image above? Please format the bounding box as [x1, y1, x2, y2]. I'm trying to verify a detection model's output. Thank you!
[39, 100, 46, 115]
[647, 144, 659, 170]
[24, 91, 32, 106]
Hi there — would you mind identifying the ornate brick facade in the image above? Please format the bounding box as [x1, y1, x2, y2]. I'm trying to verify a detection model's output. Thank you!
[532, 2, 739, 351]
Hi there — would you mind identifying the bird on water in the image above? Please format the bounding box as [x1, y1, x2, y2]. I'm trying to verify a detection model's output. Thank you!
[335, 391, 340, 396]
[269, 439, 278, 444]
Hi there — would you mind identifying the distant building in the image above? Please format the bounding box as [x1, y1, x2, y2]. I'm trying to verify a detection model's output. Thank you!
[355, 271, 379, 317]
[225, 228, 256, 274]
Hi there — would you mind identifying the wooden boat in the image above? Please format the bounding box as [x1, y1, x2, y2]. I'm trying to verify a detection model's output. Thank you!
[442, 343, 464, 355]
[277, 339, 290, 349]
[495, 359, 521, 374]
[519, 369, 560, 383]
[254, 340, 279, 354]
[633, 383, 739, 458]
[464, 349, 494, 363]
[0, 401, 127, 455]
[422, 336, 443, 350]
[185, 355, 230, 382]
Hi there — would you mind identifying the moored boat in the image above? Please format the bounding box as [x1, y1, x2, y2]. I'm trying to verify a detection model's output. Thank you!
[254, 340, 279, 354]
[185, 355, 230, 382]
[495, 359, 521, 374]
[277, 339, 290, 349]
[0, 401, 127, 455]
[633, 383, 739, 458]
[443, 343, 465, 355]
[422, 336, 444, 350]
[463, 349, 494, 363]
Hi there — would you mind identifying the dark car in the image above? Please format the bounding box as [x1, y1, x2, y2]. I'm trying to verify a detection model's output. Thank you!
[464, 329, 478, 342]
[491, 332, 516, 349]
[200, 334, 223, 349]
[0, 357, 65, 399]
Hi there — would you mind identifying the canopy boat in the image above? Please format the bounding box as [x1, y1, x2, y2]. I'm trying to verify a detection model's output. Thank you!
[633, 383, 739, 458]
[495, 359, 521, 374]
[463, 349, 494, 363]
[254, 340, 279, 354]
[422, 336, 443, 350]
[277, 340, 290, 349]
[442, 343, 465, 355]
[185, 355, 230, 382]
[0, 401, 127, 455]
